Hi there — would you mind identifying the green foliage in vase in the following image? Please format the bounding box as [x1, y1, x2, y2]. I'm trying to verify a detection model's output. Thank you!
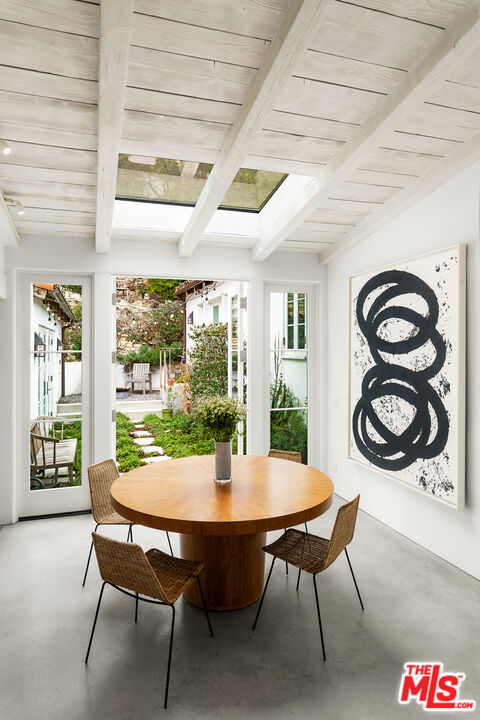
[194, 395, 246, 443]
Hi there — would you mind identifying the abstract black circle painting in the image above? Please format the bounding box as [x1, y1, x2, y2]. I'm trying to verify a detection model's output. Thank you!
[349, 246, 465, 508]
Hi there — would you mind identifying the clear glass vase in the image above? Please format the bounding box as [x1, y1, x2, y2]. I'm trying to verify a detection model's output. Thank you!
[214, 440, 232, 483]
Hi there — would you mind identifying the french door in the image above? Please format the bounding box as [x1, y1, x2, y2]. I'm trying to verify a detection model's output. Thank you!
[265, 284, 315, 465]
[18, 273, 92, 517]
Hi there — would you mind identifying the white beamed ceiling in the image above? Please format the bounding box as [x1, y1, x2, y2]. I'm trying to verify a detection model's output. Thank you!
[0, 0, 479, 259]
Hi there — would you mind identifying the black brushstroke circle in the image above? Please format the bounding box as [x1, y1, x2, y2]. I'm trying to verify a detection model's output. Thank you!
[353, 270, 449, 471]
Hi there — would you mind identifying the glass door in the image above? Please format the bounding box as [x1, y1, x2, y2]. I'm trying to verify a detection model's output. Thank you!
[267, 286, 314, 464]
[18, 275, 91, 517]
[228, 283, 248, 454]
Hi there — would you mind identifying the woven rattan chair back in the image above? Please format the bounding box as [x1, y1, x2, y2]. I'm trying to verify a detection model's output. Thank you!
[87, 459, 119, 524]
[323, 495, 360, 570]
[92, 532, 169, 603]
[268, 449, 302, 463]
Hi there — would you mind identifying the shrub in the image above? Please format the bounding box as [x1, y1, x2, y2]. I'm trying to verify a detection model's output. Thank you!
[270, 374, 308, 463]
[188, 323, 228, 399]
[116, 412, 145, 471]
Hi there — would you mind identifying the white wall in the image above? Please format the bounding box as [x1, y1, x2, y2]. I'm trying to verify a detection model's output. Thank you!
[64, 361, 82, 396]
[326, 161, 480, 580]
[0, 238, 324, 524]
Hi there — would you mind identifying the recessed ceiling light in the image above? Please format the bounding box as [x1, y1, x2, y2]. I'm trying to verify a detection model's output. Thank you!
[16, 200, 25, 216]
[0, 140, 12, 155]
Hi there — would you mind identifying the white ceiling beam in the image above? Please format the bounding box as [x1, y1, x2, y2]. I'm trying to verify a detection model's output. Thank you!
[252, 0, 480, 262]
[0, 191, 19, 248]
[320, 132, 480, 264]
[95, 0, 134, 253]
[177, 0, 331, 258]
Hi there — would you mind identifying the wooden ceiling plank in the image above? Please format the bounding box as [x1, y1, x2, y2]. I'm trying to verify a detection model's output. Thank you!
[311, 1, 442, 71]
[0, 165, 96, 187]
[131, 13, 269, 68]
[0, 67, 98, 104]
[295, 49, 404, 94]
[134, 0, 286, 40]
[129, 45, 255, 88]
[263, 110, 358, 143]
[12, 207, 96, 225]
[250, 130, 342, 164]
[0, 142, 96, 174]
[252, 0, 480, 261]
[0, 122, 97, 152]
[321, 129, 480, 263]
[1, 179, 96, 201]
[0, 20, 98, 80]
[337, 0, 467, 28]
[178, 0, 332, 258]
[0, 90, 97, 134]
[0, 0, 99, 37]
[95, 0, 134, 252]
[124, 87, 240, 125]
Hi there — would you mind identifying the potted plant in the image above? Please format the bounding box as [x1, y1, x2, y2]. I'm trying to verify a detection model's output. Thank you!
[162, 389, 175, 419]
[195, 395, 246, 483]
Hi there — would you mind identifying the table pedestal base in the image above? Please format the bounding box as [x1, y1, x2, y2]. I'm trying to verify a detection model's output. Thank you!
[180, 532, 267, 611]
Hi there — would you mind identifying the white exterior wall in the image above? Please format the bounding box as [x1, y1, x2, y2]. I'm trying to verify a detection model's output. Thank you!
[184, 279, 242, 353]
[31, 294, 65, 418]
[325, 161, 480, 580]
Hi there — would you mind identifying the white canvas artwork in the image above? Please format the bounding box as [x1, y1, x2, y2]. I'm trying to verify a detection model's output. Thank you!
[349, 245, 466, 508]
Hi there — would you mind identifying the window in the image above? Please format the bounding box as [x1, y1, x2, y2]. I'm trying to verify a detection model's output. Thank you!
[269, 290, 309, 463]
[212, 304, 219, 324]
[285, 293, 306, 350]
[116, 155, 287, 212]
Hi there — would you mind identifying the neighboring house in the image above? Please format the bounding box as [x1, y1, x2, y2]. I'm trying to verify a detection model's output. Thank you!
[31, 284, 76, 421]
[175, 279, 248, 399]
[270, 291, 307, 406]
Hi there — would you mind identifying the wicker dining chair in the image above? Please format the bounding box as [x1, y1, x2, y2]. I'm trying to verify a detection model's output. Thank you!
[85, 532, 213, 708]
[82, 459, 173, 586]
[252, 495, 363, 661]
[268, 449, 307, 575]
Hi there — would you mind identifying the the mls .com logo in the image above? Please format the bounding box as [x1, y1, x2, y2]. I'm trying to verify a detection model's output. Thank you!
[399, 663, 476, 712]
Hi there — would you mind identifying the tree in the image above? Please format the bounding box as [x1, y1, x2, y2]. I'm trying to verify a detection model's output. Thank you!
[188, 323, 228, 399]
[117, 299, 184, 350]
[143, 278, 185, 302]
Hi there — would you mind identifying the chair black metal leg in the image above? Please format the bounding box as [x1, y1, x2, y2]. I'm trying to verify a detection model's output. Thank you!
[312, 575, 326, 661]
[82, 523, 99, 587]
[345, 548, 364, 611]
[304, 522, 308, 533]
[284, 529, 288, 575]
[127, 525, 133, 542]
[85, 582, 106, 663]
[166, 531, 173, 556]
[252, 556, 276, 631]
[296, 568, 302, 591]
[164, 606, 176, 709]
[135, 593, 139, 623]
[196, 577, 213, 638]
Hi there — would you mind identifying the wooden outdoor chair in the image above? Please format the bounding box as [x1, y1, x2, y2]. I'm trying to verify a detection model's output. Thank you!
[125, 363, 152, 394]
[85, 532, 213, 708]
[252, 495, 364, 661]
[30, 421, 77, 488]
[82, 459, 174, 586]
[268, 449, 307, 574]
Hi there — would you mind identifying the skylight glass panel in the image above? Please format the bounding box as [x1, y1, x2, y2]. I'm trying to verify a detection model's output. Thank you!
[116, 155, 287, 212]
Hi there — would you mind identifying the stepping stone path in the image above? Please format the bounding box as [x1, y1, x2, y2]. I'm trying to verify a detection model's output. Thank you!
[130, 422, 170, 461]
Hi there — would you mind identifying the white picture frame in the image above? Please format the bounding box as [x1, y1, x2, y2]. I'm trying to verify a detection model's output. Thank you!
[348, 244, 466, 509]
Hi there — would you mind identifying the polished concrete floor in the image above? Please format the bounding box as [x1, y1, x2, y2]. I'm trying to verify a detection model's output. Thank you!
[1, 495, 479, 720]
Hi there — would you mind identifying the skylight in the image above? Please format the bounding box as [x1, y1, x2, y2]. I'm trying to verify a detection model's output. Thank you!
[116, 155, 288, 213]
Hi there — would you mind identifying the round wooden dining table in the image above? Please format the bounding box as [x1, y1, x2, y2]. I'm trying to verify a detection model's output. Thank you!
[111, 455, 334, 611]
